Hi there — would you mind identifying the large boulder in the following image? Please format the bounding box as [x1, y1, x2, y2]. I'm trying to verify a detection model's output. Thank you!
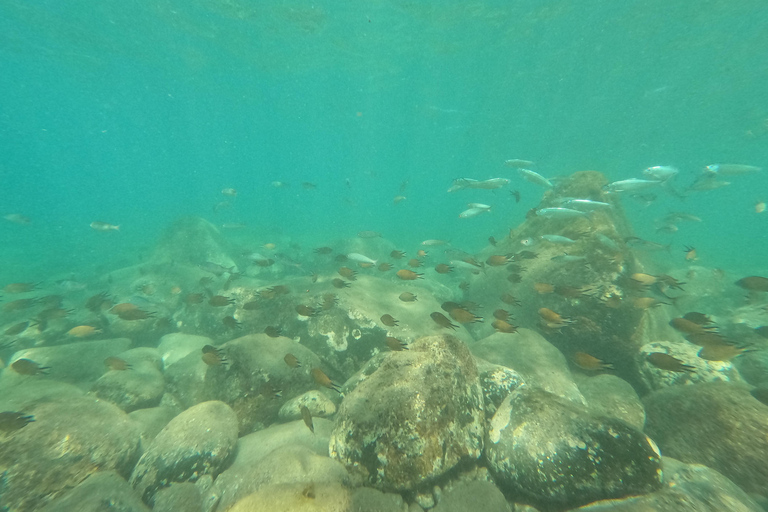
[574, 373, 645, 430]
[330, 334, 484, 492]
[485, 387, 663, 510]
[91, 348, 165, 412]
[38, 471, 149, 512]
[643, 382, 768, 497]
[129, 400, 238, 505]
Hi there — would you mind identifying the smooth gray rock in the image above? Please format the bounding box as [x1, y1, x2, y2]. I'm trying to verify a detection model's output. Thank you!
[129, 400, 238, 505]
[476, 359, 526, 420]
[432, 480, 512, 512]
[574, 373, 645, 430]
[158, 332, 214, 369]
[278, 390, 336, 421]
[330, 334, 484, 492]
[486, 387, 662, 510]
[128, 406, 179, 445]
[91, 357, 165, 412]
[38, 471, 149, 512]
[644, 382, 768, 497]
[153, 482, 204, 512]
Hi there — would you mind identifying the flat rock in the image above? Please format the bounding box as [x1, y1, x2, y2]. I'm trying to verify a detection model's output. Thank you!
[486, 387, 663, 510]
[38, 471, 149, 512]
[572, 457, 764, 511]
[91, 356, 165, 412]
[0, 381, 142, 512]
[643, 381, 768, 497]
[330, 334, 484, 492]
[153, 482, 204, 512]
[227, 482, 352, 512]
[129, 400, 238, 505]
[574, 373, 645, 430]
[471, 329, 586, 405]
[432, 480, 512, 512]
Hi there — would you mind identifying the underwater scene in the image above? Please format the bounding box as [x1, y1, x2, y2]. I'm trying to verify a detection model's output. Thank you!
[1, 1, 768, 511]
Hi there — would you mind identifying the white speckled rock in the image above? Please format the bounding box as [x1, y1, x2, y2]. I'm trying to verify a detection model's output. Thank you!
[638, 341, 743, 391]
[278, 390, 336, 421]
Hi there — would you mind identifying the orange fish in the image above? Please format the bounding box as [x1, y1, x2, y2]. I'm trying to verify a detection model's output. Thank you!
[311, 368, 342, 393]
[572, 352, 613, 371]
[396, 269, 423, 280]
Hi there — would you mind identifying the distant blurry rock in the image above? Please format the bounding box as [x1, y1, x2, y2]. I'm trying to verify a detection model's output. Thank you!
[38, 471, 149, 512]
[129, 400, 238, 505]
[158, 332, 214, 369]
[213, 419, 334, 510]
[638, 341, 743, 391]
[572, 457, 764, 511]
[432, 480, 512, 512]
[164, 334, 323, 433]
[471, 329, 586, 405]
[227, 482, 351, 512]
[574, 373, 645, 430]
[643, 382, 768, 497]
[91, 350, 165, 412]
[330, 334, 484, 492]
[2, 338, 132, 390]
[151, 216, 234, 268]
[0, 381, 142, 512]
[485, 387, 663, 510]
[278, 389, 336, 422]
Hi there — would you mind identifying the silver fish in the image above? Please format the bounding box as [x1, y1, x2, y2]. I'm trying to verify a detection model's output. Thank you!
[704, 164, 761, 176]
[664, 212, 702, 223]
[550, 253, 587, 262]
[562, 199, 612, 211]
[541, 234, 576, 244]
[467, 203, 491, 210]
[688, 176, 730, 192]
[604, 179, 662, 192]
[357, 230, 382, 238]
[595, 233, 619, 251]
[624, 237, 670, 251]
[459, 207, 491, 218]
[517, 169, 553, 188]
[422, 239, 450, 246]
[504, 159, 535, 168]
[347, 253, 377, 265]
[448, 177, 509, 192]
[198, 262, 236, 276]
[536, 207, 589, 219]
[642, 166, 679, 182]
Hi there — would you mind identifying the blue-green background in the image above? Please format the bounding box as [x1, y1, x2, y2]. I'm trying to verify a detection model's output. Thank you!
[1, 0, 766, 282]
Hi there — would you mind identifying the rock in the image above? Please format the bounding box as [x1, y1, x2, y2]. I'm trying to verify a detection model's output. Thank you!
[638, 341, 743, 391]
[278, 390, 337, 421]
[432, 480, 512, 512]
[38, 471, 149, 512]
[330, 334, 484, 492]
[129, 400, 238, 505]
[476, 359, 526, 420]
[158, 332, 214, 369]
[91, 351, 165, 412]
[485, 387, 663, 510]
[0, 381, 142, 512]
[153, 483, 204, 512]
[150, 216, 234, 267]
[572, 457, 764, 511]
[350, 487, 408, 512]
[574, 373, 645, 430]
[2, 338, 132, 389]
[227, 482, 352, 512]
[471, 329, 585, 405]
[164, 334, 323, 432]
[212, 420, 335, 510]
[128, 406, 179, 444]
[643, 382, 768, 497]
[735, 348, 768, 387]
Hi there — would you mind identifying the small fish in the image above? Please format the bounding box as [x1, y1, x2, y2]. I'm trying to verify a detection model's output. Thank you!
[0, 411, 35, 432]
[378, 262, 393, 271]
[447, 177, 510, 192]
[684, 246, 697, 261]
[284, 353, 301, 368]
[669, 317, 717, 335]
[90, 221, 120, 231]
[447, 307, 483, 324]
[431, 312, 458, 330]
[331, 278, 350, 289]
[390, 250, 406, 258]
[488, 236, 497, 246]
[538, 307, 574, 327]
[517, 168, 553, 188]
[11, 358, 50, 375]
[510, 190, 521, 203]
[492, 319, 518, 333]
[399, 292, 418, 302]
[756, 201, 766, 213]
[697, 344, 749, 362]
[67, 325, 102, 338]
[519, 237, 536, 247]
[541, 234, 577, 245]
[3, 282, 38, 293]
[624, 237, 670, 252]
[104, 356, 132, 371]
[222, 315, 242, 329]
[704, 164, 761, 176]
[688, 175, 730, 192]
[314, 246, 334, 255]
[664, 212, 702, 223]
[416, 249, 428, 257]
[595, 233, 619, 251]
[221, 188, 238, 197]
[683, 312, 714, 325]
[504, 159, 535, 168]
[408, 258, 423, 268]
[534, 282, 555, 294]
[750, 387, 768, 406]
[396, 269, 423, 280]
[264, 326, 282, 337]
[642, 166, 679, 182]
[755, 326, 768, 339]
[3, 213, 31, 225]
[735, 276, 768, 292]
[459, 207, 491, 218]
[536, 207, 589, 219]
[311, 368, 342, 393]
[393, 195, 407, 204]
[208, 295, 235, 307]
[562, 199, 612, 211]
[380, 314, 399, 327]
[271, 181, 289, 188]
[434, 264, 453, 274]
[386, 336, 408, 351]
[301, 182, 317, 190]
[550, 253, 586, 263]
[357, 230, 382, 238]
[347, 253, 377, 265]
[198, 262, 236, 276]
[421, 239, 449, 246]
[300, 405, 314, 433]
[647, 352, 695, 373]
[604, 178, 662, 193]
[4, 321, 31, 336]
[573, 352, 614, 371]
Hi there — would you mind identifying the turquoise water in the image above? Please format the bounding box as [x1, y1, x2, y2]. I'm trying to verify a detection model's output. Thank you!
[1, 0, 766, 281]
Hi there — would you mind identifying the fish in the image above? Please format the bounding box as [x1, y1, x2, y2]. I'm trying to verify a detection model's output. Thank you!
[573, 352, 614, 371]
[185, 293, 205, 305]
[430, 312, 458, 330]
[684, 246, 697, 261]
[493, 309, 511, 321]
[448, 306, 483, 324]
[300, 405, 314, 433]
[735, 276, 768, 292]
[561, 199, 612, 211]
[504, 159, 535, 168]
[486, 255, 511, 266]
[11, 358, 50, 375]
[0, 411, 35, 431]
[3, 298, 38, 312]
[534, 282, 555, 294]
[647, 352, 695, 373]
[536, 207, 589, 219]
[664, 212, 702, 223]
[408, 258, 423, 268]
[386, 336, 408, 351]
[750, 387, 768, 406]
[492, 319, 518, 333]
[378, 262, 393, 271]
[421, 239, 449, 246]
[398, 292, 418, 302]
[338, 267, 358, 281]
[756, 201, 766, 213]
[301, 182, 317, 190]
[393, 195, 407, 204]
[447, 177, 510, 192]
[4, 321, 31, 336]
[624, 237, 670, 251]
[488, 236, 497, 246]
[221, 315, 241, 329]
[704, 164, 761, 176]
[347, 253, 377, 265]
[284, 353, 301, 368]
[683, 312, 714, 325]
[357, 230, 382, 238]
[3, 282, 38, 293]
[396, 269, 423, 280]
[435, 264, 453, 274]
[541, 234, 577, 244]
[3, 213, 31, 225]
[198, 262, 236, 276]
[271, 181, 289, 188]
[314, 247, 334, 255]
[221, 188, 237, 197]
[755, 326, 768, 339]
[311, 368, 342, 393]
[510, 190, 521, 203]
[390, 250, 406, 259]
[632, 297, 669, 309]
[264, 326, 282, 337]
[550, 253, 586, 263]
[655, 224, 678, 234]
[500, 293, 521, 306]
[208, 295, 235, 307]
[104, 356, 132, 371]
[67, 325, 102, 338]
[380, 314, 399, 327]
[688, 175, 730, 192]
[519, 237, 536, 247]
[459, 207, 491, 219]
[90, 221, 120, 231]
[604, 179, 662, 193]
[595, 233, 619, 251]
[331, 278, 350, 289]
[669, 317, 717, 335]
[697, 344, 749, 362]
[517, 168, 553, 188]
[538, 307, 575, 327]
[642, 165, 679, 182]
